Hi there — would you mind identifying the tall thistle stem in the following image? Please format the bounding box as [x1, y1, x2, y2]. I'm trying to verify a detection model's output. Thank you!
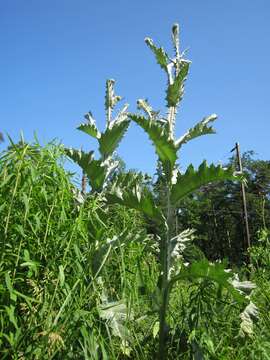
[167, 106, 177, 139]
[158, 182, 174, 359]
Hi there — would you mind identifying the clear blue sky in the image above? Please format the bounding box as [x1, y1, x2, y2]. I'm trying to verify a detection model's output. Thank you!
[1, 0, 270, 176]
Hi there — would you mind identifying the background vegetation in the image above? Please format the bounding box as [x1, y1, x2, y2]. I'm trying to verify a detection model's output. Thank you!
[1, 139, 270, 359]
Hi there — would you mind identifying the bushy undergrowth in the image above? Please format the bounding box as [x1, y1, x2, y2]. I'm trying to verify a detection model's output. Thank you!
[0, 141, 270, 359]
[0, 141, 150, 359]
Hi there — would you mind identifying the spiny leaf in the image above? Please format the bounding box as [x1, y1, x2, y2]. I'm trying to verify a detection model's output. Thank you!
[145, 37, 169, 72]
[166, 62, 189, 107]
[175, 114, 217, 149]
[170, 260, 245, 303]
[106, 172, 161, 219]
[231, 276, 257, 295]
[65, 148, 117, 192]
[65, 148, 94, 174]
[169, 229, 195, 261]
[239, 302, 259, 337]
[77, 112, 101, 139]
[85, 158, 111, 192]
[137, 99, 161, 120]
[137, 99, 153, 119]
[171, 161, 241, 205]
[112, 103, 129, 125]
[169, 229, 195, 278]
[129, 114, 177, 177]
[99, 119, 130, 158]
[99, 300, 132, 340]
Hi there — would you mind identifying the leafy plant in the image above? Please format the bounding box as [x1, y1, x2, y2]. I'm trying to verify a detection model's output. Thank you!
[113, 23, 245, 359]
[66, 79, 129, 193]
[68, 24, 246, 358]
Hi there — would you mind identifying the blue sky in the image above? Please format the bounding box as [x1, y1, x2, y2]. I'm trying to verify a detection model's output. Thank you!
[0, 0, 270, 177]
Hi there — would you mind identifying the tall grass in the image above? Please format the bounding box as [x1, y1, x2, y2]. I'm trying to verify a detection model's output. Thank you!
[0, 140, 148, 359]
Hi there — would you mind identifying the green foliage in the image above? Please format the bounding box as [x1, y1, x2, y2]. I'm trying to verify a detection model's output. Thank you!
[171, 161, 240, 205]
[67, 79, 129, 192]
[77, 112, 101, 139]
[144, 37, 169, 72]
[106, 172, 161, 219]
[129, 114, 177, 178]
[175, 114, 217, 149]
[0, 139, 150, 359]
[250, 229, 270, 269]
[170, 260, 245, 303]
[1, 141, 270, 359]
[98, 118, 130, 158]
[176, 152, 270, 263]
[65, 148, 118, 192]
[165, 61, 190, 107]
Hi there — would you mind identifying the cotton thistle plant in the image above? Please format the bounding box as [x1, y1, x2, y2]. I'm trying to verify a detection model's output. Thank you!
[69, 24, 246, 359]
[106, 24, 245, 359]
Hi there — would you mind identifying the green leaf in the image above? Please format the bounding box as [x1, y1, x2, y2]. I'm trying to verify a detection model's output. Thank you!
[99, 119, 130, 158]
[130, 114, 177, 177]
[106, 172, 161, 219]
[175, 114, 217, 149]
[58, 265, 65, 287]
[5, 271, 38, 304]
[171, 161, 241, 205]
[145, 37, 169, 72]
[5, 272, 17, 302]
[5, 305, 18, 330]
[152, 321, 160, 338]
[166, 62, 189, 107]
[0, 174, 14, 188]
[87, 158, 118, 191]
[170, 260, 245, 303]
[65, 148, 118, 192]
[65, 148, 94, 174]
[77, 112, 101, 139]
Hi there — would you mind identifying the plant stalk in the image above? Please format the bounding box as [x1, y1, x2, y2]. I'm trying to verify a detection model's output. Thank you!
[158, 182, 174, 359]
